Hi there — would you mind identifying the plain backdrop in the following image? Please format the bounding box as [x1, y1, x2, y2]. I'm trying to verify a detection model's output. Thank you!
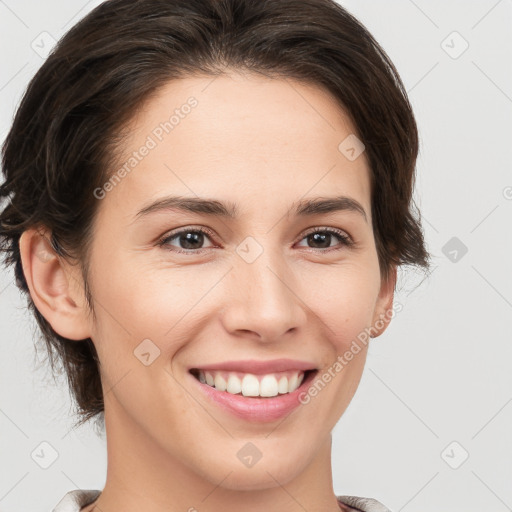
[0, 1, 511, 511]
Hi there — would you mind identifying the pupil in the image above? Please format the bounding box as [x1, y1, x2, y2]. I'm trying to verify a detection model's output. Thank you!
[310, 232, 330, 248]
[181, 232, 203, 249]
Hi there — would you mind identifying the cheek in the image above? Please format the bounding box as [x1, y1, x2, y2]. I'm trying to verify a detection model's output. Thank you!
[88, 262, 226, 399]
[86, 258, 173, 384]
[90, 254, 190, 338]
[299, 262, 381, 341]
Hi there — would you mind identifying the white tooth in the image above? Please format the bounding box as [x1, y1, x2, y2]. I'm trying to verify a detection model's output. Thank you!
[288, 373, 299, 392]
[296, 372, 304, 387]
[277, 376, 289, 394]
[260, 375, 279, 397]
[198, 371, 206, 384]
[205, 372, 214, 386]
[214, 373, 227, 391]
[226, 373, 242, 394]
[241, 374, 260, 397]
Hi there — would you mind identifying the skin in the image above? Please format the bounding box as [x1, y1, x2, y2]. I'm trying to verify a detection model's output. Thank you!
[19, 72, 396, 512]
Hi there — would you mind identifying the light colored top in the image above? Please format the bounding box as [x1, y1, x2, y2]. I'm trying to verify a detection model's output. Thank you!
[52, 489, 393, 512]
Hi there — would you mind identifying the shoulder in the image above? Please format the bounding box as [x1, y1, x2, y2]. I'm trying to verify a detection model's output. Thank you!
[52, 490, 390, 512]
[52, 489, 101, 512]
[337, 494, 393, 512]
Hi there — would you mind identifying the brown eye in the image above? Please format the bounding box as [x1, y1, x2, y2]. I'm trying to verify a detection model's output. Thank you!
[296, 228, 353, 250]
[158, 227, 216, 253]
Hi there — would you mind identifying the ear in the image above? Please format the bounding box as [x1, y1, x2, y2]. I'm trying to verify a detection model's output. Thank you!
[19, 228, 91, 340]
[370, 265, 397, 339]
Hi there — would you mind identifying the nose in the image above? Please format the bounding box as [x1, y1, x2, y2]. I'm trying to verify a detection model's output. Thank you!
[219, 246, 308, 342]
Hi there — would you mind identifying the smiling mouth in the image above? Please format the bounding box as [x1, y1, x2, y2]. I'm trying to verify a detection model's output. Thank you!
[189, 368, 317, 398]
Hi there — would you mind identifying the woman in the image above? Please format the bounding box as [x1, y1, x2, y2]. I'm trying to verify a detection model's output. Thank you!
[0, 0, 430, 510]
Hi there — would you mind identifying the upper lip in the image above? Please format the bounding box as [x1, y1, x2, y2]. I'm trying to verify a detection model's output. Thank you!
[190, 358, 317, 375]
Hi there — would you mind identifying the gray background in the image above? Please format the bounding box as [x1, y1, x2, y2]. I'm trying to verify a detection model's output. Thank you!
[1, 1, 511, 511]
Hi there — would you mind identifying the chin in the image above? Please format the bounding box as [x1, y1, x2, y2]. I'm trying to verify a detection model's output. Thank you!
[219, 467, 298, 492]
[200, 451, 309, 492]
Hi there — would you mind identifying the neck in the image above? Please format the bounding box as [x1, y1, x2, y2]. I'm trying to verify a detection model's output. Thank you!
[89, 400, 343, 512]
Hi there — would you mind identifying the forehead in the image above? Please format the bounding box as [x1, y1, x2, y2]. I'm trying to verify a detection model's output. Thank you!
[99, 72, 371, 222]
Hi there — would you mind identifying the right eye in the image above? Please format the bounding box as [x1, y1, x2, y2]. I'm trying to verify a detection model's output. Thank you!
[157, 226, 217, 254]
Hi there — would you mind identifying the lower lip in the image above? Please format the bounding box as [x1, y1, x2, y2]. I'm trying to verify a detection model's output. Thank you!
[188, 370, 318, 422]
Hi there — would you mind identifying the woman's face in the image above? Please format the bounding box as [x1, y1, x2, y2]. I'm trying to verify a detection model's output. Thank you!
[71, 73, 395, 490]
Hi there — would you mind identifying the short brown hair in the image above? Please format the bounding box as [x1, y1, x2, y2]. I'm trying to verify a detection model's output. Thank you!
[0, 0, 430, 428]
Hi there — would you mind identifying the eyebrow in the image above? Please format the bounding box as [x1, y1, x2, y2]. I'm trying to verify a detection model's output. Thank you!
[134, 195, 368, 223]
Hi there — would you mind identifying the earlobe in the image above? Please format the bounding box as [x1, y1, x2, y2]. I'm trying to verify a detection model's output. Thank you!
[370, 266, 397, 339]
[19, 228, 91, 340]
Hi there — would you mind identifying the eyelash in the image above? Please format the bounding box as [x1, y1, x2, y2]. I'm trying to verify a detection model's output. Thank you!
[156, 226, 354, 254]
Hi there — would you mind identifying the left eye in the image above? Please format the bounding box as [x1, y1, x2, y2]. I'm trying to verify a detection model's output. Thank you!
[296, 228, 353, 250]
[158, 227, 353, 253]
